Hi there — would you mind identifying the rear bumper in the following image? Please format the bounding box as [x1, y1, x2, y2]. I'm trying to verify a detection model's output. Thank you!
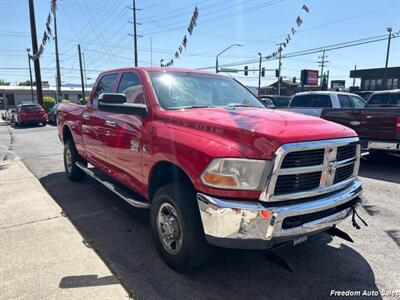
[197, 178, 362, 249]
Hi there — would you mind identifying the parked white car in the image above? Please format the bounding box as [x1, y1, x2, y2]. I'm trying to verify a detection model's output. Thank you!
[288, 91, 366, 117]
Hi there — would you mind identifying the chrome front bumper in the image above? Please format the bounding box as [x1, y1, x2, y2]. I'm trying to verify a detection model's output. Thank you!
[197, 178, 362, 249]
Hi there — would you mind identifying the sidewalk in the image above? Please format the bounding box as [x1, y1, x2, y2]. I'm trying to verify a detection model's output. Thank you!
[0, 124, 129, 299]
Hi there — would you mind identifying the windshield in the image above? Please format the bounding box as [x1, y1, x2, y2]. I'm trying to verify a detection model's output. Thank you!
[148, 71, 264, 110]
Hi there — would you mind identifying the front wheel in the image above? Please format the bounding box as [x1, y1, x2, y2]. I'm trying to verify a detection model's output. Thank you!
[64, 139, 86, 181]
[150, 183, 212, 271]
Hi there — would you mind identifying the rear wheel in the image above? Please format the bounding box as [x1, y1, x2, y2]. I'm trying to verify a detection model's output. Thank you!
[64, 139, 86, 181]
[150, 183, 212, 271]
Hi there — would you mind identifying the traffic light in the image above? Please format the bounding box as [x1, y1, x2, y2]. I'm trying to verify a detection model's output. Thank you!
[261, 67, 265, 77]
[275, 69, 279, 78]
[244, 66, 248, 76]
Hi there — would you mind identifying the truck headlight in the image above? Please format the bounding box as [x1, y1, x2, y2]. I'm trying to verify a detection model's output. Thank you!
[201, 158, 269, 190]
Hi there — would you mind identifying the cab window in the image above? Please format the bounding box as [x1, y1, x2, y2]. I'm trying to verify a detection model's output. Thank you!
[367, 93, 390, 107]
[338, 95, 352, 108]
[117, 72, 145, 104]
[92, 73, 118, 106]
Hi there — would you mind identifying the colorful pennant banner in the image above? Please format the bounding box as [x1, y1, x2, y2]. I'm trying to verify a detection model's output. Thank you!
[264, 4, 309, 60]
[161, 6, 199, 67]
[32, 0, 57, 60]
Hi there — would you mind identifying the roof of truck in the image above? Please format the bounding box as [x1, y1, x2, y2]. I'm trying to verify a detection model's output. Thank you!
[100, 67, 225, 76]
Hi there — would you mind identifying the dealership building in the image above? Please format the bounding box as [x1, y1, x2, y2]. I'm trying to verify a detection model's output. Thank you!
[349, 66, 400, 91]
[0, 85, 91, 109]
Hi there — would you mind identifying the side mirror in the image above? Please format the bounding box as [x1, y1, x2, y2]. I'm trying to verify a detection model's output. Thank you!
[98, 93, 127, 104]
[98, 93, 147, 116]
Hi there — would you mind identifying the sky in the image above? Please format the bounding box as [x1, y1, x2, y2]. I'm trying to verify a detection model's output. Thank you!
[0, 0, 399, 88]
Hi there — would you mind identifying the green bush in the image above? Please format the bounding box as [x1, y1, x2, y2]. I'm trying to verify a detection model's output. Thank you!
[43, 96, 56, 112]
[60, 99, 70, 103]
[79, 97, 88, 105]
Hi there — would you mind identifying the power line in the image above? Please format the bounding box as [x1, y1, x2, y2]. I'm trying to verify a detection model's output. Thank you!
[197, 34, 400, 70]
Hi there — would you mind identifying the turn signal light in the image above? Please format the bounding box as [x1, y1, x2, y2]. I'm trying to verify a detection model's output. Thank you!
[202, 171, 237, 187]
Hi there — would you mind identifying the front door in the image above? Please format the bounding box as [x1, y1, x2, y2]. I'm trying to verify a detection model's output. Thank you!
[104, 72, 147, 193]
[82, 73, 118, 168]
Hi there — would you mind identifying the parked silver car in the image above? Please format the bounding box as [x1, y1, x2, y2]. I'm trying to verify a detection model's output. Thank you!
[288, 91, 366, 117]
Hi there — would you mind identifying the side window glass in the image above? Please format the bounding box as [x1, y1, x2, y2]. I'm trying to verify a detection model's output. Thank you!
[350, 96, 365, 108]
[338, 95, 352, 108]
[92, 73, 118, 106]
[117, 72, 145, 104]
[390, 93, 400, 106]
[368, 94, 390, 106]
[312, 95, 331, 107]
[290, 95, 307, 107]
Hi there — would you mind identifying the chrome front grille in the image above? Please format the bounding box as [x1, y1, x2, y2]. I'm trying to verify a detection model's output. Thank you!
[260, 137, 361, 202]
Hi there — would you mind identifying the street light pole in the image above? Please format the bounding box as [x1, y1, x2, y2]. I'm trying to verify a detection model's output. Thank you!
[384, 27, 392, 89]
[258, 52, 262, 97]
[26, 48, 34, 103]
[277, 44, 282, 96]
[216, 43, 242, 73]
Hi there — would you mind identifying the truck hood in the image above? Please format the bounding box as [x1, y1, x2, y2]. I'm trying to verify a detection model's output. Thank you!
[162, 107, 357, 159]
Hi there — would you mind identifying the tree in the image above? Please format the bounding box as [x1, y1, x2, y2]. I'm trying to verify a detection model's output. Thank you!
[0, 79, 10, 86]
[18, 80, 35, 86]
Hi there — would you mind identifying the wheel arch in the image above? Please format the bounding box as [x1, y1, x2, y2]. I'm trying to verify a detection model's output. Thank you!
[62, 125, 73, 144]
[148, 161, 194, 202]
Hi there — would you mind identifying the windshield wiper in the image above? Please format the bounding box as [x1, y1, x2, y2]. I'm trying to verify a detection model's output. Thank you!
[170, 105, 214, 110]
[226, 103, 254, 108]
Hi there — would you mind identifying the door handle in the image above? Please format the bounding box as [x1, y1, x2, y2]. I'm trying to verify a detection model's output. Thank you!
[366, 115, 373, 119]
[105, 120, 117, 127]
[82, 113, 90, 120]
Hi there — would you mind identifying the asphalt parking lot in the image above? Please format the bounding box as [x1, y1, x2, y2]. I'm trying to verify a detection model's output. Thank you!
[4, 124, 400, 299]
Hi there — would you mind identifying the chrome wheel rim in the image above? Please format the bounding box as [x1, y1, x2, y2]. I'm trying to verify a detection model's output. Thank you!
[65, 147, 73, 173]
[156, 202, 183, 255]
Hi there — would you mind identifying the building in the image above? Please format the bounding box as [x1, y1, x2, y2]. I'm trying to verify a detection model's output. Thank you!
[349, 66, 400, 91]
[259, 80, 321, 96]
[0, 86, 91, 109]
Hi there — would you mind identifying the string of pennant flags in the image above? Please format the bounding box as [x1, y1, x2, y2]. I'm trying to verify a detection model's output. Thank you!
[264, 4, 309, 60]
[161, 6, 199, 67]
[32, 0, 57, 60]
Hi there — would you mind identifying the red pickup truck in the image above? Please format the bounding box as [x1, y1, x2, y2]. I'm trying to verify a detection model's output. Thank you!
[57, 67, 364, 271]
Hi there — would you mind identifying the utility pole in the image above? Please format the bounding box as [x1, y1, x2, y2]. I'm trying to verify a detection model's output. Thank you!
[132, 0, 138, 66]
[28, 0, 43, 108]
[277, 44, 282, 96]
[257, 53, 262, 97]
[318, 50, 328, 86]
[150, 37, 153, 67]
[78, 44, 85, 103]
[54, 8, 62, 101]
[352, 65, 357, 87]
[384, 27, 392, 89]
[26, 48, 34, 103]
[82, 52, 88, 92]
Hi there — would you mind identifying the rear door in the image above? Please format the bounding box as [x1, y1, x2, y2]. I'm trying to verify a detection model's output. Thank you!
[359, 93, 393, 140]
[103, 71, 147, 192]
[82, 73, 118, 167]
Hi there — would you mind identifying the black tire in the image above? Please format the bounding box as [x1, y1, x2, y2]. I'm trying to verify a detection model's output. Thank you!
[150, 183, 212, 271]
[41, 122, 46, 126]
[64, 139, 86, 181]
